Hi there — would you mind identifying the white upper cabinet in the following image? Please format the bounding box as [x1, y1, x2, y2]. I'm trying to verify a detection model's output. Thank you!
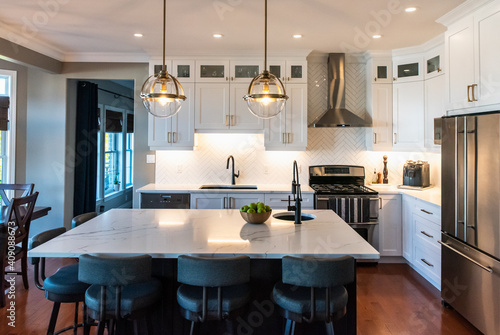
[264, 83, 307, 151]
[393, 81, 425, 151]
[424, 74, 445, 151]
[424, 45, 445, 80]
[172, 60, 195, 83]
[268, 59, 308, 84]
[195, 60, 230, 83]
[444, 0, 500, 112]
[230, 60, 263, 83]
[392, 55, 424, 83]
[371, 59, 393, 84]
[194, 83, 230, 130]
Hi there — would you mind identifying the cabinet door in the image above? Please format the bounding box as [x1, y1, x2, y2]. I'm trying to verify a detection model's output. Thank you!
[392, 56, 423, 83]
[190, 193, 226, 209]
[378, 194, 402, 256]
[285, 60, 307, 84]
[148, 114, 172, 148]
[425, 45, 445, 80]
[475, 2, 500, 107]
[172, 60, 195, 83]
[229, 193, 265, 209]
[283, 84, 308, 150]
[195, 83, 230, 130]
[367, 83, 393, 151]
[264, 108, 286, 150]
[372, 59, 392, 84]
[196, 60, 230, 83]
[393, 81, 424, 150]
[230, 60, 263, 83]
[446, 17, 475, 109]
[149, 59, 173, 76]
[171, 83, 195, 148]
[268, 60, 286, 82]
[424, 75, 445, 151]
[230, 83, 263, 130]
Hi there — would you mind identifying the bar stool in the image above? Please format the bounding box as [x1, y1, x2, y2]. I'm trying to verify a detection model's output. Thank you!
[30, 227, 91, 335]
[71, 212, 97, 229]
[78, 253, 162, 335]
[272, 255, 355, 335]
[176, 255, 251, 335]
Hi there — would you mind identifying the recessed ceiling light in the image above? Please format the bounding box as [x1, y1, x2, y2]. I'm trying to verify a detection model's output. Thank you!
[372, 34, 382, 39]
[213, 33, 223, 38]
[405, 7, 417, 12]
[134, 33, 143, 37]
[293, 34, 303, 39]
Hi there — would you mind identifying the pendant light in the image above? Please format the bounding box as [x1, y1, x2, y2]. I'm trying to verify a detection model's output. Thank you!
[244, 0, 288, 119]
[140, 0, 186, 118]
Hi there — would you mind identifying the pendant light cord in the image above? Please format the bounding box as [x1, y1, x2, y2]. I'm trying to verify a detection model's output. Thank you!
[162, 0, 166, 72]
[264, 0, 267, 71]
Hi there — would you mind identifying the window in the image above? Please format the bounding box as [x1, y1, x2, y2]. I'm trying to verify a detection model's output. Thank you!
[0, 70, 16, 184]
[96, 105, 133, 200]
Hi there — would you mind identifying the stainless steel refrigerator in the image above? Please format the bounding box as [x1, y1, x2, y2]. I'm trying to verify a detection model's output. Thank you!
[441, 112, 500, 334]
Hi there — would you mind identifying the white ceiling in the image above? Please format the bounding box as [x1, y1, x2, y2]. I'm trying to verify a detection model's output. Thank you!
[0, 0, 466, 62]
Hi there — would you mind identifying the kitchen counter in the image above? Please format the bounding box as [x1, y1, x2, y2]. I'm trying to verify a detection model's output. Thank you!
[368, 184, 441, 206]
[137, 183, 315, 193]
[29, 208, 378, 260]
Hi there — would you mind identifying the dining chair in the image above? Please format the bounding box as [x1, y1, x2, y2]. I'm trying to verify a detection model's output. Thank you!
[0, 183, 34, 206]
[78, 253, 162, 335]
[176, 255, 251, 335]
[71, 212, 97, 229]
[0, 191, 38, 307]
[30, 227, 92, 335]
[272, 255, 355, 335]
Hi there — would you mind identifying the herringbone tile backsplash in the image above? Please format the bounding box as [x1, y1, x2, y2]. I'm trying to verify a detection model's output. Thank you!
[156, 58, 441, 187]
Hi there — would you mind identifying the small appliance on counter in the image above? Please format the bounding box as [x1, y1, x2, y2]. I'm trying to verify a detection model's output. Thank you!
[400, 160, 430, 189]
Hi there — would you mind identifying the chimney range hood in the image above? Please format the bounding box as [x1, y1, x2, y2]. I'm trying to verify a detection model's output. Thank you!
[309, 53, 371, 128]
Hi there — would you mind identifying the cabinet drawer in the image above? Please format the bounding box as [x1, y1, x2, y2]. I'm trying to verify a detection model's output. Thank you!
[414, 241, 441, 284]
[412, 198, 440, 225]
[414, 213, 441, 246]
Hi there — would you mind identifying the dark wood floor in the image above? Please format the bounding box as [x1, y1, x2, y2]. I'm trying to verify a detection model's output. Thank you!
[0, 259, 482, 335]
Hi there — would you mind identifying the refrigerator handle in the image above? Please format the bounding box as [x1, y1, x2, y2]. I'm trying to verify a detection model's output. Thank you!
[466, 117, 477, 245]
[439, 241, 493, 273]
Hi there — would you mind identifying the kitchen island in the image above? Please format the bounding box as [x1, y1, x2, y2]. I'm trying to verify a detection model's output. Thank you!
[30, 209, 379, 334]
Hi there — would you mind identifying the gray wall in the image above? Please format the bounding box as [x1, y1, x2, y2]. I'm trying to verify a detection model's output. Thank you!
[24, 62, 153, 236]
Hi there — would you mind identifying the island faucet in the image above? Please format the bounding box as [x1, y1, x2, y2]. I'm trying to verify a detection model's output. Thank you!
[226, 155, 240, 185]
[288, 160, 302, 224]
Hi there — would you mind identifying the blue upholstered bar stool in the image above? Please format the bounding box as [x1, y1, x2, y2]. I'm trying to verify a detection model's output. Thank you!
[78, 254, 162, 335]
[272, 255, 355, 335]
[30, 227, 91, 335]
[71, 212, 97, 229]
[176, 255, 251, 335]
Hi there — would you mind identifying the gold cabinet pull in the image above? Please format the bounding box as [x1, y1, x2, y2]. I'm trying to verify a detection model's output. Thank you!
[374, 77, 377, 82]
[287, 133, 292, 143]
[230, 115, 235, 126]
[373, 133, 377, 144]
[471, 84, 478, 101]
[437, 68, 442, 73]
[393, 77, 397, 81]
[172, 132, 177, 143]
[226, 77, 229, 81]
[420, 231, 433, 238]
[393, 133, 397, 144]
[467, 85, 473, 102]
[167, 132, 172, 143]
[225, 115, 229, 126]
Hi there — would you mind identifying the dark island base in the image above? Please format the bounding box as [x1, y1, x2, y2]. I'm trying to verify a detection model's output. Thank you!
[127, 258, 356, 335]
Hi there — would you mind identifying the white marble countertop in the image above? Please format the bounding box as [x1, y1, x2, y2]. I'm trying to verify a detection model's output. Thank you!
[137, 183, 315, 194]
[28, 209, 379, 260]
[368, 184, 441, 206]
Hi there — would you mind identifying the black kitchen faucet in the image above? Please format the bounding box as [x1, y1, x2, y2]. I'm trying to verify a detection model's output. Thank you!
[226, 155, 239, 185]
[288, 160, 302, 224]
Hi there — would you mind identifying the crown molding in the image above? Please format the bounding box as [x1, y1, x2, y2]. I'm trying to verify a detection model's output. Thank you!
[436, 0, 495, 27]
[63, 52, 150, 63]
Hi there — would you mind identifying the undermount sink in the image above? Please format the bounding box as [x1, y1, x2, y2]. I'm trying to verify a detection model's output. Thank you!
[272, 212, 316, 221]
[199, 185, 258, 190]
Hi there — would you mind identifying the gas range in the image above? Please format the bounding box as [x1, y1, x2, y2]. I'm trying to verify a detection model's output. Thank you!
[309, 165, 378, 196]
[310, 184, 377, 195]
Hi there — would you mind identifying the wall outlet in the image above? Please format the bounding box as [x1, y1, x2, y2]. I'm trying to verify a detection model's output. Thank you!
[146, 154, 156, 164]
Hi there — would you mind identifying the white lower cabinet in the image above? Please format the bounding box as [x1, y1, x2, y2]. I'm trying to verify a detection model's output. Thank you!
[190, 193, 265, 209]
[403, 195, 441, 290]
[264, 193, 314, 210]
[376, 194, 402, 256]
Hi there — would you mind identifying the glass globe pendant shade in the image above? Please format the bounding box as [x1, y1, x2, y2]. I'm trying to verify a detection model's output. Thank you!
[140, 70, 186, 118]
[244, 71, 288, 119]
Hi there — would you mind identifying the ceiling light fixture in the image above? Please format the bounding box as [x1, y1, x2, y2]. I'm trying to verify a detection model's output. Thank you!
[243, 0, 288, 119]
[405, 7, 417, 12]
[134, 33, 143, 37]
[372, 34, 382, 39]
[140, 0, 186, 118]
[213, 33, 223, 38]
[293, 34, 303, 39]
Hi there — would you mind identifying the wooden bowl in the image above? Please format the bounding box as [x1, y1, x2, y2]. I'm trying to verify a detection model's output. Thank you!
[240, 210, 272, 224]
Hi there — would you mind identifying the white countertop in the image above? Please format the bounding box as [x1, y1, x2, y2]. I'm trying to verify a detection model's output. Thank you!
[368, 184, 441, 206]
[28, 209, 379, 260]
[137, 183, 315, 194]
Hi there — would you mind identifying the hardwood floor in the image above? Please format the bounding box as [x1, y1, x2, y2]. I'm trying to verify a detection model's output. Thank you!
[0, 259, 482, 334]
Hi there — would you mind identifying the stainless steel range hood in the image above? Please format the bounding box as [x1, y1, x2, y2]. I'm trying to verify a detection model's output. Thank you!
[310, 53, 371, 127]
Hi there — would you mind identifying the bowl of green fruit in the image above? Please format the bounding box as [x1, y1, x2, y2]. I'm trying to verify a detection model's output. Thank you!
[240, 202, 272, 224]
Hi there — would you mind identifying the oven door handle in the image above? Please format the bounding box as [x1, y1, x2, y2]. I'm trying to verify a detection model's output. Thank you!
[317, 197, 331, 201]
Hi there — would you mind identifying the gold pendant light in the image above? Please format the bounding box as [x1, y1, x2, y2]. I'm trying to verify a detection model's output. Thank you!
[141, 0, 186, 118]
[244, 0, 288, 119]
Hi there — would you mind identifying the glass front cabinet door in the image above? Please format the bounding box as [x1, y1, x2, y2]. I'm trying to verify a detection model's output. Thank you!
[393, 56, 423, 83]
[195, 61, 230, 83]
[371, 59, 392, 84]
[425, 45, 444, 80]
[230, 60, 263, 82]
[172, 60, 195, 83]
